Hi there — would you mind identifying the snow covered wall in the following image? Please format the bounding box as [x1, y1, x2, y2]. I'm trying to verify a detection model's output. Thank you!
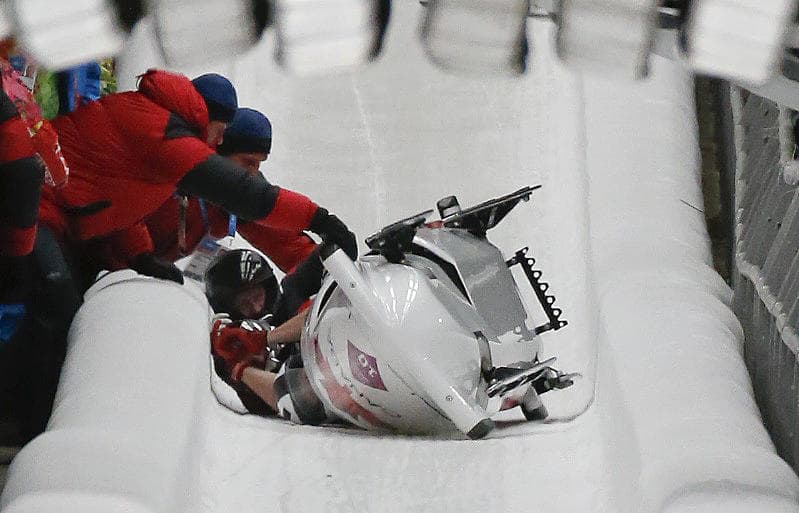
[0, 272, 212, 513]
[584, 62, 799, 512]
[2, 3, 799, 512]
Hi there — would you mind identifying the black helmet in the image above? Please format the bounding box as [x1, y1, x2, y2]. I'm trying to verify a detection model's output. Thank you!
[205, 249, 280, 319]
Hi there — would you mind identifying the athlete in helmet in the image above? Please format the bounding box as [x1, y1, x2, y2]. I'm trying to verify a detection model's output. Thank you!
[210, 307, 327, 423]
[206, 247, 323, 325]
[206, 247, 329, 420]
[205, 248, 279, 321]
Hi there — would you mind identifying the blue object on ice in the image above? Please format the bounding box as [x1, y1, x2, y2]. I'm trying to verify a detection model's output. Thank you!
[0, 303, 26, 343]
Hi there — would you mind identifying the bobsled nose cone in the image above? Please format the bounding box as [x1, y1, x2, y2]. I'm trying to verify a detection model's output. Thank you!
[466, 418, 495, 440]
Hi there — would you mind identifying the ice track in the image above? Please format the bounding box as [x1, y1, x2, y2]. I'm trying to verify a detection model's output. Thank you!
[3, 4, 799, 513]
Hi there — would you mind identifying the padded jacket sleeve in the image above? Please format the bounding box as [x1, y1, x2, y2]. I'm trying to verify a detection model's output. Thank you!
[176, 155, 319, 231]
[273, 248, 323, 325]
[157, 132, 216, 180]
[237, 222, 317, 274]
[94, 221, 156, 270]
[0, 91, 42, 256]
[110, 222, 155, 263]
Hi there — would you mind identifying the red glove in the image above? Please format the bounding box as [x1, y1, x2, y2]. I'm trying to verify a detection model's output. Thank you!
[211, 320, 268, 380]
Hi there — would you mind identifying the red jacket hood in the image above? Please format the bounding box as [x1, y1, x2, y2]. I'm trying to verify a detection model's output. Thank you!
[138, 69, 209, 135]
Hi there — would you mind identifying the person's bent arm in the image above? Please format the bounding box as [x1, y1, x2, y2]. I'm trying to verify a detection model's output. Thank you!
[97, 223, 184, 284]
[157, 121, 313, 230]
[176, 155, 317, 228]
[271, 249, 323, 324]
[267, 309, 310, 348]
[241, 367, 279, 411]
[176, 158, 357, 259]
[237, 222, 316, 274]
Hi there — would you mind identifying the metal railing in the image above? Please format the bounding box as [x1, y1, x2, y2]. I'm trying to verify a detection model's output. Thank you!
[731, 85, 799, 468]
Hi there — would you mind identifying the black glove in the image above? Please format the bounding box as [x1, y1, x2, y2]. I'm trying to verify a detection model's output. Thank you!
[129, 253, 185, 284]
[307, 208, 358, 260]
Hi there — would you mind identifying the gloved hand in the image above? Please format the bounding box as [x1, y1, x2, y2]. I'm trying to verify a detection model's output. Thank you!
[211, 320, 268, 380]
[129, 253, 184, 284]
[307, 207, 358, 260]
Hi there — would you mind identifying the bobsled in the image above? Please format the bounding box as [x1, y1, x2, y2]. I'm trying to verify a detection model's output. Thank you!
[300, 186, 577, 439]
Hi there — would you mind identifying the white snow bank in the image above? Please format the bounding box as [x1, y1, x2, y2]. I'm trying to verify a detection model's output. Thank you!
[584, 55, 799, 512]
[0, 272, 212, 513]
[662, 486, 799, 513]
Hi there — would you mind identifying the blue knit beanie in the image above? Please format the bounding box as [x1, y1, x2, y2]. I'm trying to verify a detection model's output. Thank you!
[217, 108, 272, 156]
[191, 73, 238, 123]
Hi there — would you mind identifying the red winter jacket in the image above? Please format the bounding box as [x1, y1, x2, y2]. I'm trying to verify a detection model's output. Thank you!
[0, 90, 40, 256]
[146, 194, 317, 273]
[38, 69, 214, 258]
[37, 69, 319, 267]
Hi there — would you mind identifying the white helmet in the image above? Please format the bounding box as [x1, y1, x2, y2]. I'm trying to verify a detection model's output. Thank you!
[300, 187, 575, 438]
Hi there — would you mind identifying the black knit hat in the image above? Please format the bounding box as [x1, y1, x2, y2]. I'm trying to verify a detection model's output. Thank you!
[217, 107, 272, 156]
[191, 73, 238, 123]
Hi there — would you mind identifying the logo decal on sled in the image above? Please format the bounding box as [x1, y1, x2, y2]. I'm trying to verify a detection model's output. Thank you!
[347, 340, 387, 391]
[313, 337, 388, 428]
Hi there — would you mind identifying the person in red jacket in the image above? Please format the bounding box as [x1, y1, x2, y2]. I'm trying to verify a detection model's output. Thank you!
[38, 69, 356, 286]
[0, 56, 77, 442]
[0, 80, 46, 442]
[37, 70, 236, 283]
[146, 107, 316, 274]
[0, 86, 42, 306]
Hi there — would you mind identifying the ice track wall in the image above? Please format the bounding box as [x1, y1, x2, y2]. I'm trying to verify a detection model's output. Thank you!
[585, 56, 799, 512]
[729, 87, 799, 473]
[0, 272, 212, 513]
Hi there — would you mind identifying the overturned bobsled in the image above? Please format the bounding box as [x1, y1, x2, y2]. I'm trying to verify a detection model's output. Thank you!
[301, 186, 577, 439]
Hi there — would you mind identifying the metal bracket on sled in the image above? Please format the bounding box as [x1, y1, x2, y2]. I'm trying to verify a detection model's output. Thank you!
[485, 357, 557, 397]
[506, 247, 568, 335]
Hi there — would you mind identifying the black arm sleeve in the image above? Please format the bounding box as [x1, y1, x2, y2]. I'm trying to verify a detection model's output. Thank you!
[0, 89, 19, 123]
[272, 249, 323, 325]
[176, 154, 279, 221]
